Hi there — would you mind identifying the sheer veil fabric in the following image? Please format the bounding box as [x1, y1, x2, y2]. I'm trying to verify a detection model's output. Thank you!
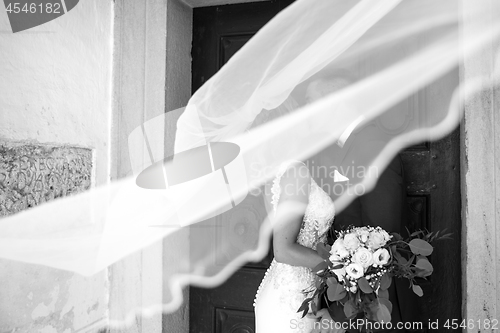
[0, 0, 499, 327]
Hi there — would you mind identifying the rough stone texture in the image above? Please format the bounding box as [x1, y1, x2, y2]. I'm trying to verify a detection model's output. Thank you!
[0, 143, 92, 217]
[460, 0, 500, 330]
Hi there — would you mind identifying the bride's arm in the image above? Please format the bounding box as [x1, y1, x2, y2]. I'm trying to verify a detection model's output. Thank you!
[272, 162, 324, 269]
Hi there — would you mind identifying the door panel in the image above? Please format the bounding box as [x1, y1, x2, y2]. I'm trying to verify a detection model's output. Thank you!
[191, 0, 294, 94]
[190, 2, 461, 332]
[190, 2, 293, 333]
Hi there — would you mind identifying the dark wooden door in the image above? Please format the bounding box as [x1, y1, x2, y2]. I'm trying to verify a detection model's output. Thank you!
[400, 128, 462, 333]
[190, 2, 461, 332]
[190, 2, 294, 333]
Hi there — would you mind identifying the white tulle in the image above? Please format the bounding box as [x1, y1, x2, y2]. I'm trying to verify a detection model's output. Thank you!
[0, 0, 499, 328]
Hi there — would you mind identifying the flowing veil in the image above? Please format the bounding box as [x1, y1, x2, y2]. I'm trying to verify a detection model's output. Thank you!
[0, 0, 499, 327]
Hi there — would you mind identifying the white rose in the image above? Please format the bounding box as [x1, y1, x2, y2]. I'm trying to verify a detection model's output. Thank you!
[329, 253, 340, 263]
[343, 233, 361, 252]
[372, 248, 391, 266]
[353, 247, 373, 269]
[345, 263, 364, 279]
[357, 228, 370, 243]
[331, 239, 350, 258]
[381, 230, 392, 242]
[367, 230, 387, 250]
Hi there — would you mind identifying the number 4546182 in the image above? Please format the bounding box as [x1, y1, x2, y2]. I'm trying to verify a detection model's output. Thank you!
[5, 3, 62, 14]
[444, 319, 499, 330]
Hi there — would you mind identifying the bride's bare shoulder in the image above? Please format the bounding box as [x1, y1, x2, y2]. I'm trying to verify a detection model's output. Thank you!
[278, 160, 311, 200]
[280, 160, 310, 182]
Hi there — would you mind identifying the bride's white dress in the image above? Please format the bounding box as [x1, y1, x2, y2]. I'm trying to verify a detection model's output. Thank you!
[254, 161, 336, 332]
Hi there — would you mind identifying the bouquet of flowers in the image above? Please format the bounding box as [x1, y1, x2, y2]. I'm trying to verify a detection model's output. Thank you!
[297, 226, 451, 324]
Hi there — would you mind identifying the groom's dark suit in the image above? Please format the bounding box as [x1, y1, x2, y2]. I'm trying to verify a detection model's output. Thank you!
[325, 122, 418, 332]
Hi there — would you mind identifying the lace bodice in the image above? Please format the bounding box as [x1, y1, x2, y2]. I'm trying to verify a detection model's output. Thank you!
[254, 160, 335, 318]
[270, 161, 335, 249]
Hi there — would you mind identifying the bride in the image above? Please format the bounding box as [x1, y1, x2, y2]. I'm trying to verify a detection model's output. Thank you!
[253, 155, 342, 332]
[255, 157, 335, 333]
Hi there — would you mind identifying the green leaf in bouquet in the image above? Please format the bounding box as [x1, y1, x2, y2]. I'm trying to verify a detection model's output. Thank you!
[355, 290, 364, 307]
[391, 232, 403, 241]
[429, 230, 439, 242]
[393, 250, 408, 265]
[412, 284, 424, 297]
[414, 256, 433, 277]
[372, 277, 380, 291]
[297, 297, 312, 318]
[409, 239, 433, 256]
[312, 260, 329, 274]
[343, 300, 357, 319]
[327, 279, 347, 302]
[358, 277, 373, 293]
[404, 226, 412, 238]
[441, 232, 453, 240]
[317, 243, 332, 260]
[326, 276, 339, 287]
[365, 298, 380, 322]
[378, 289, 389, 299]
[376, 303, 392, 323]
[311, 295, 318, 315]
[328, 301, 349, 323]
[379, 273, 392, 290]
[379, 297, 393, 314]
[428, 229, 452, 242]
[410, 230, 425, 237]
[330, 263, 344, 270]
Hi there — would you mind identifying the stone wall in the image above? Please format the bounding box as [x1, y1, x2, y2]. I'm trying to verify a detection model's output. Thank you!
[0, 0, 113, 331]
[460, 0, 500, 330]
[0, 143, 92, 217]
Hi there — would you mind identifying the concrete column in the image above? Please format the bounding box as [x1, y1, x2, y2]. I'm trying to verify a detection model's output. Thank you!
[460, 0, 500, 331]
[111, 0, 168, 332]
[163, 0, 192, 330]
[111, 0, 192, 332]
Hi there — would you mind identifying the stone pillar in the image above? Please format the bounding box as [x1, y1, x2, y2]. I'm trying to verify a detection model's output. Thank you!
[460, 0, 500, 331]
[111, 0, 167, 332]
[111, 0, 192, 332]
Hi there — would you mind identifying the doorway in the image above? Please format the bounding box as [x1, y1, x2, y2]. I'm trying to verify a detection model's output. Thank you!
[189, 2, 461, 332]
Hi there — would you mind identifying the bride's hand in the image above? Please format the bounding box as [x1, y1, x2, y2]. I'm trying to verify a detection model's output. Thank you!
[307, 309, 346, 333]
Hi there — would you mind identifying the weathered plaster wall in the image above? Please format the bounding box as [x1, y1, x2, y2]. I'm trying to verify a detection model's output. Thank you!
[0, 1, 112, 186]
[0, 0, 113, 332]
[460, 0, 500, 330]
